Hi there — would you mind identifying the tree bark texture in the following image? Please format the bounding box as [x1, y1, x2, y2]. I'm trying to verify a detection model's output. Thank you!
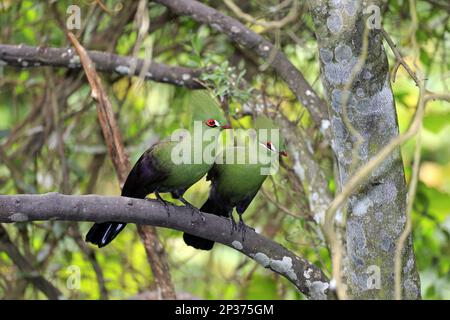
[310, 0, 421, 299]
[0, 193, 333, 300]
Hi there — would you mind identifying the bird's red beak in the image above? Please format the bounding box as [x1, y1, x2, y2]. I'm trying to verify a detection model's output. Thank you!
[222, 124, 232, 129]
[280, 151, 288, 157]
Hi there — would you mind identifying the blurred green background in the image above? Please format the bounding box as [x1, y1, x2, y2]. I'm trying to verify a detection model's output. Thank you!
[0, 0, 449, 299]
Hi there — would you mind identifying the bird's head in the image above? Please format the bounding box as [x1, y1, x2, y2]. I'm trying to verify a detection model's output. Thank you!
[189, 90, 231, 130]
[254, 115, 287, 158]
[204, 118, 232, 130]
[261, 141, 288, 158]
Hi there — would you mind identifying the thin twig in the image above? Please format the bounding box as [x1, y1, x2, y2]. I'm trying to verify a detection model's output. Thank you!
[224, 0, 298, 33]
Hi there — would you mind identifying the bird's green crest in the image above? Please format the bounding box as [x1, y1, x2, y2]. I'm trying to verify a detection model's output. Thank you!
[254, 115, 286, 152]
[189, 90, 227, 127]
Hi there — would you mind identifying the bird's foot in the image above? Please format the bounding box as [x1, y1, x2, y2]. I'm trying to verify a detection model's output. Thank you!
[190, 206, 205, 222]
[229, 215, 237, 235]
[155, 192, 170, 217]
[238, 219, 247, 242]
[179, 197, 205, 222]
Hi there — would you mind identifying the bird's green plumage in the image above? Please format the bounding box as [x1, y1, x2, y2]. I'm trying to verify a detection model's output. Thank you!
[148, 90, 226, 190]
[86, 90, 228, 248]
[183, 115, 285, 250]
[212, 146, 272, 204]
[150, 127, 221, 191]
[190, 91, 227, 129]
[254, 115, 286, 152]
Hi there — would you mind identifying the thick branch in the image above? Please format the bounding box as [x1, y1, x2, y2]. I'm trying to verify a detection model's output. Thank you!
[0, 44, 204, 89]
[0, 193, 333, 300]
[153, 0, 328, 126]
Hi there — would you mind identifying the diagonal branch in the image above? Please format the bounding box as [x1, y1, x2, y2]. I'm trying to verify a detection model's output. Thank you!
[67, 33, 130, 183]
[153, 0, 328, 126]
[66, 32, 176, 299]
[0, 193, 333, 300]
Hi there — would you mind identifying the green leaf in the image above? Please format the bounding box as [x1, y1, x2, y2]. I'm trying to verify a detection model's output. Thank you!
[423, 112, 450, 134]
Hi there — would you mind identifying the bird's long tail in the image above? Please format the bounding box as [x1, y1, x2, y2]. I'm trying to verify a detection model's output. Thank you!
[183, 197, 222, 251]
[85, 157, 146, 248]
[85, 222, 127, 248]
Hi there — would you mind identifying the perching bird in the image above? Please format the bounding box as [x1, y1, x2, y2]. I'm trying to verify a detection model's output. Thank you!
[183, 117, 287, 250]
[86, 91, 230, 248]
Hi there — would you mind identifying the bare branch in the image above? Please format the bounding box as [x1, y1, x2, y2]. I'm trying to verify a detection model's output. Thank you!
[0, 193, 333, 300]
[381, 28, 420, 84]
[223, 0, 299, 32]
[67, 32, 131, 183]
[0, 44, 204, 89]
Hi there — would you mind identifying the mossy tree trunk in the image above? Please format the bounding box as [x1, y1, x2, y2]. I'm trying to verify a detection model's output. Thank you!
[310, 0, 421, 299]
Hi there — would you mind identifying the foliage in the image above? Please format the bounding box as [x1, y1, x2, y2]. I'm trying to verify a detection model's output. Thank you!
[0, 0, 449, 299]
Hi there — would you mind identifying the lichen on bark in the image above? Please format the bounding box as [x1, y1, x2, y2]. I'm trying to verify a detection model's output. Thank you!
[310, 0, 421, 299]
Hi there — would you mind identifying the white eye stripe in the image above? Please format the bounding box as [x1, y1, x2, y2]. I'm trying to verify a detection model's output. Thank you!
[260, 142, 277, 152]
[206, 119, 220, 127]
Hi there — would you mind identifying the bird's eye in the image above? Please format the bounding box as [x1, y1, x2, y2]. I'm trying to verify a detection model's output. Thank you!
[265, 141, 277, 152]
[205, 119, 219, 127]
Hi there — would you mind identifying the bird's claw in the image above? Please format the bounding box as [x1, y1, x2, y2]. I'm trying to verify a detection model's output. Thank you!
[190, 206, 205, 222]
[155, 193, 170, 217]
[238, 219, 247, 242]
[178, 197, 205, 222]
[229, 216, 237, 234]
[161, 201, 170, 217]
[239, 221, 254, 232]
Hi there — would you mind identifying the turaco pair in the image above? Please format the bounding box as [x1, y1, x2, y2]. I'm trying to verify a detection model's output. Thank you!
[86, 91, 286, 250]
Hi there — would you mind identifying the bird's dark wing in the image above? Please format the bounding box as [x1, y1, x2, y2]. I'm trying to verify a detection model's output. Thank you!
[184, 178, 231, 251]
[87, 145, 168, 248]
[121, 146, 168, 199]
[204, 164, 233, 216]
[205, 164, 219, 182]
[235, 191, 259, 215]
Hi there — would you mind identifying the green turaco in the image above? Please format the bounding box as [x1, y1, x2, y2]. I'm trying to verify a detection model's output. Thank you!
[86, 91, 230, 248]
[183, 116, 287, 250]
